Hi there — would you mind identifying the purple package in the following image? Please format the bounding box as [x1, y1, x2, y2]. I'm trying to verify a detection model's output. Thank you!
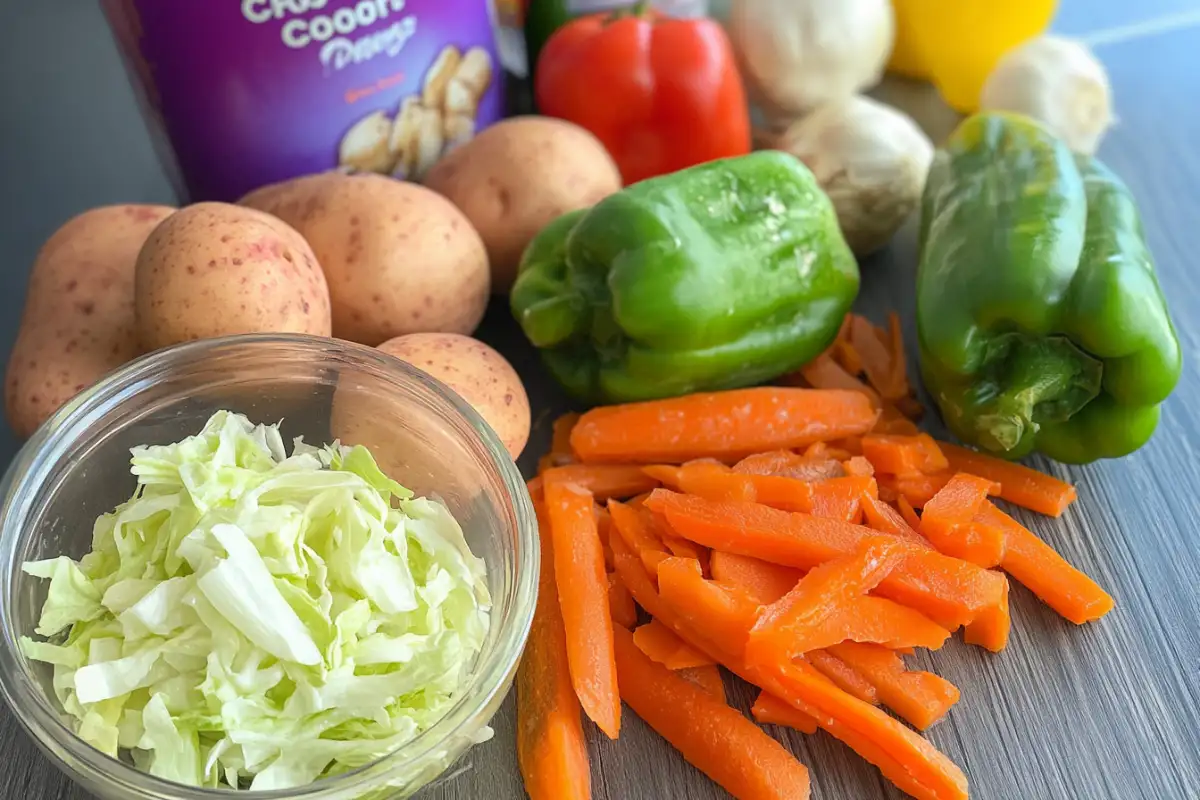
[101, 0, 505, 203]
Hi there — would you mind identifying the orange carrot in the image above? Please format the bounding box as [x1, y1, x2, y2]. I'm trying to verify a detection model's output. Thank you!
[612, 625, 813, 800]
[843, 455, 874, 477]
[596, 505, 615, 570]
[634, 619, 715, 670]
[675, 665, 726, 703]
[570, 388, 879, 464]
[861, 433, 949, 476]
[877, 471, 953, 508]
[542, 464, 660, 502]
[898, 496, 922, 532]
[963, 578, 1011, 653]
[939, 441, 1078, 517]
[830, 315, 863, 376]
[608, 573, 638, 630]
[920, 473, 1006, 568]
[647, 489, 1009, 630]
[884, 312, 910, 401]
[849, 315, 896, 401]
[538, 413, 583, 473]
[895, 396, 925, 420]
[860, 493, 930, 548]
[735, 449, 846, 482]
[518, 493, 591, 800]
[608, 501, 668, 564]
[828, 642, 961, 731]
[650, 556, 969, 800]
[751, 691, 820, 734]
[747, 541, 952, 662]
[806, 650, 879, 706]
[809, 476, 877, 523]
[710, 551, 805, 605]
[798, 352, 883, 408]
[975, 502, 1114, 624]
[544, 478, 621, 738]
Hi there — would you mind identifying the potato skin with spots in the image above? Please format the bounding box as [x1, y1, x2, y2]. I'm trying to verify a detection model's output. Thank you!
[240, 172, 490, 346]
[423, 116, 622, 293]
[134, 202, 332, 351]
[380, 333, 531, 459]
[5, 204, 176, 438]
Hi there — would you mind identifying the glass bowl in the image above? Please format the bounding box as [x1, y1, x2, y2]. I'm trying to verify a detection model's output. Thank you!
[0, 334, 538, 800]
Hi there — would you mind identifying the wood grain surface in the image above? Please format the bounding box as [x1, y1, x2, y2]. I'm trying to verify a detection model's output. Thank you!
[1, 2, 1198, 799]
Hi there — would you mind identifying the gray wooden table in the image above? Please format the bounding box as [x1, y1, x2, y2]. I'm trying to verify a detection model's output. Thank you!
[2, 2, 1198, 799]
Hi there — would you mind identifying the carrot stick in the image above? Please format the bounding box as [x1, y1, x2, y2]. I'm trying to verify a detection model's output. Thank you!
[544, 478, 621, 738]
[542, 464, 660, 502]
[799, 352, 883, 408]
[650, 555, 969, 800]
[596, 505, 615, 570]
[747, 541, 952, 662]
[975, 502, 1114, 624]
[861, 433, 949, 476]
[646, 489, 1009, 630]
[828, 642, 961, 731]
[849, 315, 897, 401]
[939, 441, 1079, 517]
[710, 551, 805, 605]
[806, 650, 879, 706]
[518, 493, 591, 800]
[570, 388, 880, 464]
[831, 315, 863, 377]
[678, 665, 728, 703]
[963, 578, 1011, 653]
[877, 471, 953, 508]
[734, 450, 846, 482]
[752, 691, 820, 734]
[608, 500, 669, 567]
[885, 312, 911, 401]
[538, 413, 583, 472]
[843, 456, 874, 477]
[809, 476, 876, 523]
[612, 625, 813, 800]
[860, 493, 930, 548]
[634, 619, 715, 670]
[898, 496, 922, 532]
[920, 474, 1006, 568]
[608, 573, 638, 630]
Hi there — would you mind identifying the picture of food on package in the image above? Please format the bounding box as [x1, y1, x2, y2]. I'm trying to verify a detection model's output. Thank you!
[336, 45, 494, 181]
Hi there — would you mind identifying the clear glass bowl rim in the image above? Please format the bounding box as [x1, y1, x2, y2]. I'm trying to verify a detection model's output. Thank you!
[0, 333, 539, 799]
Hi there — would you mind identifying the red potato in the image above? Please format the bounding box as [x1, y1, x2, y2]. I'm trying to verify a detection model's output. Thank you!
[5, 204, 175, 438]
[378, 333, 531, 459]
[240, 172, 490, 346]
[134, 203, 332, 351]
[423, 116, 622, 293]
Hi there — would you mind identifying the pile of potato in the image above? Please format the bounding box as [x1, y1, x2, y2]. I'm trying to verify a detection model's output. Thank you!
[4, 116, 623, 459]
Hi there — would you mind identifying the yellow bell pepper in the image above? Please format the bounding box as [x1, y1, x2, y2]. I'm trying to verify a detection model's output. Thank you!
[888, 0, 1059, 113]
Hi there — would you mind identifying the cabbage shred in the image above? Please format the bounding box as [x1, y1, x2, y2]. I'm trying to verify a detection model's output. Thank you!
[20, 411, 491, 790]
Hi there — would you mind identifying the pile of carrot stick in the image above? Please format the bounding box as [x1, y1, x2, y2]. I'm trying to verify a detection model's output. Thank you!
[517, 314, 1114, 800]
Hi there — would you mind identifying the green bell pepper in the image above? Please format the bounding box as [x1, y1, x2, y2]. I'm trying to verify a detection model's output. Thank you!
[917, 112, 1182, 464]
[510, 151, 860, 404]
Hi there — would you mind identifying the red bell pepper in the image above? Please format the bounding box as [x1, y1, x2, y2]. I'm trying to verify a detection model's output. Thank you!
[534, 3, 752, 185]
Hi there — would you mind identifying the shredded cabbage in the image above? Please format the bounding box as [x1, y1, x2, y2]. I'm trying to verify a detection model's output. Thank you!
[20, 411, 491, 790]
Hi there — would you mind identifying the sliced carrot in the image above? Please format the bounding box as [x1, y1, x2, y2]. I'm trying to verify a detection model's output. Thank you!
[885, 312, 911, 401]
[752, 690, 820, 734]
[843, 456, 874, 477]
[677, 664, 728, 703]
[735, 449, 846, 482]
[649, 556, 969, 800]
[920, 473, 1006, 568]
[828, 642, 961, 731]
[612, 625, 812, 800]
[552, 412, 581, 455]
[747, 541, 952, 662]
[894, 396, 925, 420]
[544, 478, 621, 739]
[608, 573, 638, 630]
[799, 352, 883, 408]
[860, 493, 930, 547]
[849, 315, 896, 401]
[809, 476, 876, 523]
[517, 494, 591, 800]
[806, 650, 879, 706]
[975, 502, 1114, 624]
[861, 433, 949, 476]
[595, 505, 615, 570]
[898, 496, 922, 531]
[634, 619, 715, 670]
[963, 578, 1011, 653]
[646, 490, 1008, 631]
[877, 471, 953, 508]
[830, 315, 863, 376]
[570, 388, 879, 464]
[608, 501, 668, 566]
[939, 441, 1078, 517]
[710, 551, 805, 605]
[542, 464, 660, 502]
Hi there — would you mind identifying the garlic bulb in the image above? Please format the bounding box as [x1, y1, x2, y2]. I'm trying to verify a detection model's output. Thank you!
[727, 0, 894, 128]
[770, 95, 933, 257]
[980, 35, 1113, 155]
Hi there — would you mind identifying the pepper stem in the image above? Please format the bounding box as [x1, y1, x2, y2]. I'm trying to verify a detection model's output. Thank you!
[607, 0, 652, 22]
[973, 335, 1103, 455]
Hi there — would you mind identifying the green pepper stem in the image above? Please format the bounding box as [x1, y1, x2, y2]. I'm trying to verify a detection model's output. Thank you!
[973, 336, 1103, 454]
[607, 0, 652, 22]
